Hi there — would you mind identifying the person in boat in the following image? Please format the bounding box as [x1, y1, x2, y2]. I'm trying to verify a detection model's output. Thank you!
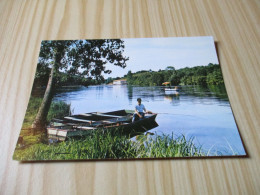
[132, 98, 153, 122]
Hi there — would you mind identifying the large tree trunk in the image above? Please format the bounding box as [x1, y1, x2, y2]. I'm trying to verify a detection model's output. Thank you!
[31, 63, 56, 131]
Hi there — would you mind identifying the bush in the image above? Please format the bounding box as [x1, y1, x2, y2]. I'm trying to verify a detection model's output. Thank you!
[47, 101, 72, 122]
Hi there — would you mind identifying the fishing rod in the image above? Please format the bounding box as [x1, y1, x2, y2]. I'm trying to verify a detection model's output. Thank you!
[151, 112, 194, 117]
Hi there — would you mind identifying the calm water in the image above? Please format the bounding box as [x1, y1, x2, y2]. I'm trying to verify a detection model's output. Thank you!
[53, 85, 246, 156]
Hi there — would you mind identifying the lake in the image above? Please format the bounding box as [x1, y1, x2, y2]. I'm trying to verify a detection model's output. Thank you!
[53, 84, 246, 156]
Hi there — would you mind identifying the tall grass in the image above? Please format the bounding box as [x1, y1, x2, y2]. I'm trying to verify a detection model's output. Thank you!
[47, 101, 72, 122]
[13, 129, 204, 161]
[206, 138, 239, 156]
[18, 97, 72, 149]
[22, 97, 43, 129]
[16, 98, 204, 160]
[22, 97, 71, 129]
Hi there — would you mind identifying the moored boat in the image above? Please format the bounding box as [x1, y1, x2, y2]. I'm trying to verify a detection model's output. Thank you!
[47, 110, 158, 140]
[162, 82, 180, 92]
[165, 88, 179, 91]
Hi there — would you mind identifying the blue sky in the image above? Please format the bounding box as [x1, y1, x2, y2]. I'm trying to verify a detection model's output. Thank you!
[104, 36, 219, 78]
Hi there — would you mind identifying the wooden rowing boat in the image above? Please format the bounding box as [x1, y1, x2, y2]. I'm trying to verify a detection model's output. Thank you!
[47, 110, 158, 140]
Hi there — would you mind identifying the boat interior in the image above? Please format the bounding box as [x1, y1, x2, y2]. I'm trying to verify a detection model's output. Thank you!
[49, 110, 156, 130]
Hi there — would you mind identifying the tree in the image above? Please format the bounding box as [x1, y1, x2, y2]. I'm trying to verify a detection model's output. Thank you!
[169, 72, 181, 86]
[165, 66, 175, 71]
[127, 70, 132, 79]
[151, 72, 164, 86]
[105, 77, 113, 84]
[126, 70, 133, 84]
[32, 39, 129, 130]
[164, 66, 175, 82]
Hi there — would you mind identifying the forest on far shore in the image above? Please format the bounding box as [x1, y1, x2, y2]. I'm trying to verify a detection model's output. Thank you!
[33, 63, 223, 88]
[107, 63, 224, 86]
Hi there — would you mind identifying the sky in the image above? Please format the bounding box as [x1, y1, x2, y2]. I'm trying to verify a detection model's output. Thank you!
[104, 36, 219, 78]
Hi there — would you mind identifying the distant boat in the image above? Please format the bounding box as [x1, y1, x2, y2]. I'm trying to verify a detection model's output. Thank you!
[162, 82, 180, 92]
[165, 88, 179, 91]
[165, 86, 180, 92]
[47, 110, 158, 141]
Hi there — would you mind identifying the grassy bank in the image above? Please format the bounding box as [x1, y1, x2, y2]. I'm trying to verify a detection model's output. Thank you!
[13, 129, 204, 161]
[17, 97, 72, 147]
[14, 97, 204, 160]
[22, 97, 71, 129]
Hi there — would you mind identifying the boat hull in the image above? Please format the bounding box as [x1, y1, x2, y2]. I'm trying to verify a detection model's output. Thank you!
[47, 110, 158, 140]
[165, 88, 179, 91]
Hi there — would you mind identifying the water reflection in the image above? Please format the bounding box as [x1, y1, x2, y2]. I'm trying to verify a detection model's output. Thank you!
[127, 85, 133, 102]
[52, 84, 245, 155]
[164, 93, 180, 106]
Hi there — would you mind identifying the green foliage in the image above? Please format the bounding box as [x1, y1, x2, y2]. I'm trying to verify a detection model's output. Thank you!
[13, 130, 204, 161]
[169, 72, 181, 85]
[125, 64, 223, 86]
[47, 101, 71, 122]
[22, 97, 43, 129]
[206, 70, 224, 85]
[55, 72, 103, 86]
[127, 71, 164, 86]
[22, 97, 72, 129]
[31, 39, 129, 129]
[34, 39, 129, 87]
[165, 66, 175, 71]
[105, 77, 114, 84]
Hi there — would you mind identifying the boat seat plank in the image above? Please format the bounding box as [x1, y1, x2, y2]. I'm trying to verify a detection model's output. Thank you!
[64, 117, 95, 123]
[78, 113, 93, 117]
[75, 126, 97, 130]
[101, 120, 114, 124]
[95, 113, 123, 118]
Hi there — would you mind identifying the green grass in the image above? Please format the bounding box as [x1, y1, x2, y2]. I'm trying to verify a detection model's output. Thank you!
[47, 101, 72, 122]
[14, 97, 205, 161]
[22, 97, 43, 129]
[13, 130, 204, 161]
[22, 97, 71, 129]
[17, 97, 72, 148]
[14, 97, 238, 160]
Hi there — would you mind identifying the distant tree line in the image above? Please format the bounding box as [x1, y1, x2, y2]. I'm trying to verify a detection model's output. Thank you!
[124, 63, 224, 86]
[34, 63, 223, 89]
